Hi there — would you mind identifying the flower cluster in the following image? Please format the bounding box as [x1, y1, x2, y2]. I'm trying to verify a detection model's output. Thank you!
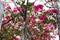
[0, 0, 59, 40]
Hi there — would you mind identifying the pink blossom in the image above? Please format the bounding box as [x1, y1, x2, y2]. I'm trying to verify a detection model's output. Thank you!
[44, 23, 54, 32]
[6, 6, 11, 10]
[11, 37, 19, 40]
[14, 37, 19, 40]
[33, 4, 44, 13]
[12, 20, 17, 24]
[35, 36, 42, 40]
[5, 16, 10, 21]
[17, 6, 23, 11]
[39, 14, 47, 20]
[29, 23, 35, 28]
[13, 7, 23, 13]
[44, 32, 49, 38]
[50, 36, 56, 38]
[20, 23, 23, 26]
[13, 7, 19, 13]
[38, 20, 44, 23]
[2, 24, 8, 29]
[30, 15, 36, 23]
[35, 19, 43, 23]
[32, 2, 35, 6]
[48, 8, 59, 13]
[35, 36, 40, 40]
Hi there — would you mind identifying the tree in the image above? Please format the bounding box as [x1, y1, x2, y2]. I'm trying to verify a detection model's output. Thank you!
[0, 0, 59, 40]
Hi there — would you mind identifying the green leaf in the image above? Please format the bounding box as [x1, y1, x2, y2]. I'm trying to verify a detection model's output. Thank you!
[38, 24, 42, 30]
[28, 2, 32, 6]
[14, 29, 21, 35]
[16, 1, 20, 5]
[16, 13, 20, 19]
